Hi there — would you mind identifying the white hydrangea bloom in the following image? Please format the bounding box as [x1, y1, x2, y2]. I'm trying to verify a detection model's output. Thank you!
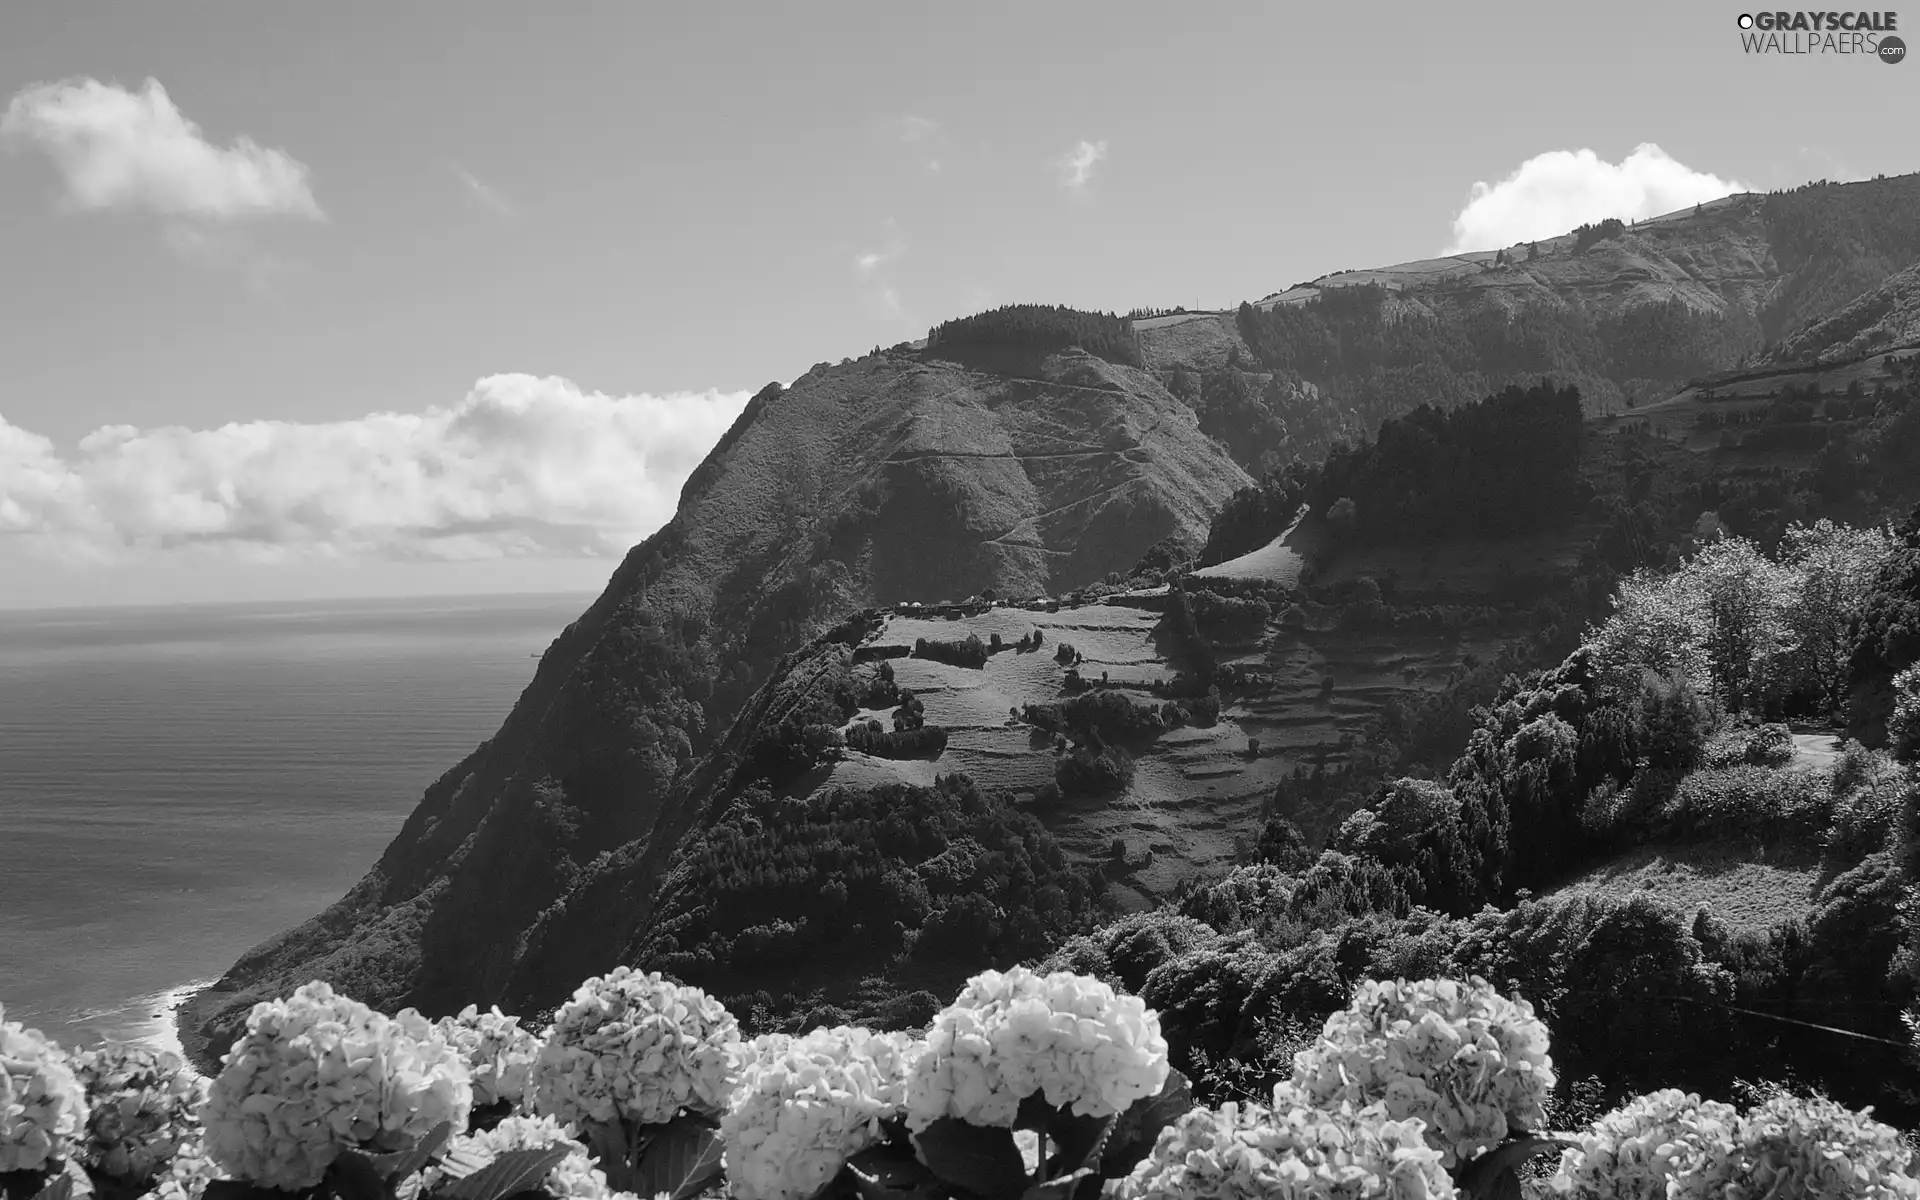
[1109, 1085, 1456, 1200]
[722, 1026, 926, 1200]
[0, 1005, 88, 1173]
[1291, 977, 1554, 1168]
[71, 1044, 209, 1183]
[905, 967, 1169, 1134]
[435, 1005, 543, 1109]
[1547, 1088, 1740, 1200]
[529, 968, 742, 1129]
[140, 1134, 222, 1200]
[1728, 1092, 1920, 1199]
[201, 981, 474, 1191]
[421, 1114, 613, 1200]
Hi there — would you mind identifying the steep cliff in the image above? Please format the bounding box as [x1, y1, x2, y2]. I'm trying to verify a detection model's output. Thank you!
[186, 347, 1251, 1058]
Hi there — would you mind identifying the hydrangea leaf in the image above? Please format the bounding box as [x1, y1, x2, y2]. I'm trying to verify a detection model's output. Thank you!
[435, 1147, 570, 1200]
[844, 1144, 943, 1200]
[201, 1182, 287, 1200]
[910, 1118, 1030, 1199]
[1098, 1069, 1192, 1179]
[365, 1121, 455, 1185]
[631, 1115, 725, 1200]
[12, 1172, 69, 1200]
[325, 1150, 391, 1200]
[1019, 1167, 1094, 1200]
[1038, 1113, 1115, 1180]
[1454, 1135, 1573, 1200]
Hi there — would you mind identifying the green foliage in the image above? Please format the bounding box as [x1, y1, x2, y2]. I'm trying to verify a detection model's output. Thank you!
[1055, 744, 1136, 796]
[1848, 506, 1920, 743]
[1656, 766, 1833, 846]
[925, 304, 1143, 371]
[639, 774, 1097, 1028]
[914, 635, 989, 669]
[846, 720, 950, 759]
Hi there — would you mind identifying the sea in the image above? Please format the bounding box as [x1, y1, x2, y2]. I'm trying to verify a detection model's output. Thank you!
[0, 591, 594, 1059]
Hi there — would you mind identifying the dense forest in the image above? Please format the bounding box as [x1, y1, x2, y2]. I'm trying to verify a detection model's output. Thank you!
[1049, 506, 1920, 1129]
[924, 304, 1143, 372]
[635, 773, 1101, 1030]
[1195, 381, 1586, 565]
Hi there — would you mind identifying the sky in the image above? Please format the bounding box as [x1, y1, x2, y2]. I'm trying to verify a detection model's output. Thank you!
[0, 1, 1913, 609]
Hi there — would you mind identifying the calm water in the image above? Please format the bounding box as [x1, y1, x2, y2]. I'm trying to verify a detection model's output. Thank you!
[0, 592, 593, 1052]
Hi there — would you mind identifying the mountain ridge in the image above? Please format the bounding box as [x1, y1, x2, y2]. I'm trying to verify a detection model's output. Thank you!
[183, 168, 1920, 1068]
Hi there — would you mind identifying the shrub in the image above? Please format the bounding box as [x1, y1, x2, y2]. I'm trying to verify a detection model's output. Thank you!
[913, 635, 988, 669]
[1658, 766, 1834, 846]
[1056, 744, 1136, 795]
[1701, 721, 1795, 769]
[846, 722, 949, 758]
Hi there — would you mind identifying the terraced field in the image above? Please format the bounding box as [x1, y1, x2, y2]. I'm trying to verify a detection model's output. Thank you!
[800, 590, 1532, 910]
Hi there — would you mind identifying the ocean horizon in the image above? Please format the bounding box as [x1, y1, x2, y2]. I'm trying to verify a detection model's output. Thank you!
[0, 590, 595, 1058]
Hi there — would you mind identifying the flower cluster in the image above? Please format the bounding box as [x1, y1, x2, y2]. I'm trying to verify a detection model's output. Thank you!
[905, 967, 1168, 1134]
[0, 1006, 88, 1173]
[70, 1044, 209, 1183]
[435, 1005, 543, 1109]
[1110, 1085, 1455, 1200]
[1291, 977, 1555, 1168]
[1727, 1092, 1919, 1199]
[722, 1026, 926, 1200]
[201, 982, 473, 1190]
[1547, 1088, 1740, 1199]
[142, 1135, 222, 1200]
[423, 1115, 612, 1200]
[1550, 1089, 1920, 1199]
[529, 968, 742, 1129]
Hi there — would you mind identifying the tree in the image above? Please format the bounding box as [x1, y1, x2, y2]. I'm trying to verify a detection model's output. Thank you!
[1778, 519, 1897, 715]
[1685, 536, 1797, 712]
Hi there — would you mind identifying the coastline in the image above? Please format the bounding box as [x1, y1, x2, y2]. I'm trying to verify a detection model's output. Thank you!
[174, 982, 238, 1078]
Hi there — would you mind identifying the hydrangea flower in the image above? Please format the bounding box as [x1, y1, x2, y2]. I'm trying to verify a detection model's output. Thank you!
[0, 1005, 88, 1173]
[70, 1044, 209, 1183]
[421, 1114, 612, 1200]
[529, 968, 742, 1129]
[140, 1135, 222, 1200]
[1727, 1092, 1920, 1199]
[1547, 1088, 1741, 1199]
[905, 967, 1169, 1134]
[435, 1005, 542, 1109]
[201, 981, 473, 1191]
[1291, 977, 1554, 1168]
[722, 1026, 926, 1200]
[1109, 1085, 1456, 1200]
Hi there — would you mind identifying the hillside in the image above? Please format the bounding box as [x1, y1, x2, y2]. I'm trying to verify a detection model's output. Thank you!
[1135, 175, 1920, 472]
[183, 171, 1920, 1068]
[180, 347, 1251, 1059]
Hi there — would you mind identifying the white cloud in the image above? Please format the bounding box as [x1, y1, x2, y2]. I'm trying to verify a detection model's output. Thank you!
[0, 376, 752, 564]
[854, 250, 885, 274]
[1057, 138, 1108, 190]
[454, 164, 515, 217]
[1, 77, 323, 220]
[889, 114, 939, 143]
[1443, 143, 1749, 254]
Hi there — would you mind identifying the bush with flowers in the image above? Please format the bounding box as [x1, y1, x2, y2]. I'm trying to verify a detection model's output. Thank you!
[198, 982, 473, 1192]
[9, 964, 1920, 1200]
[1551, 1086, 1920, 1199]
[69, 1045, 207, 1188]
[1, 1005, 89, 1193]
[1108, 1083, 1456, 1200]
[432, 1008, 541, 1121]
[721, 1027, 923, 1200]
[524, 968, 743, 1200]
[1289, 976, 1556, 1170]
